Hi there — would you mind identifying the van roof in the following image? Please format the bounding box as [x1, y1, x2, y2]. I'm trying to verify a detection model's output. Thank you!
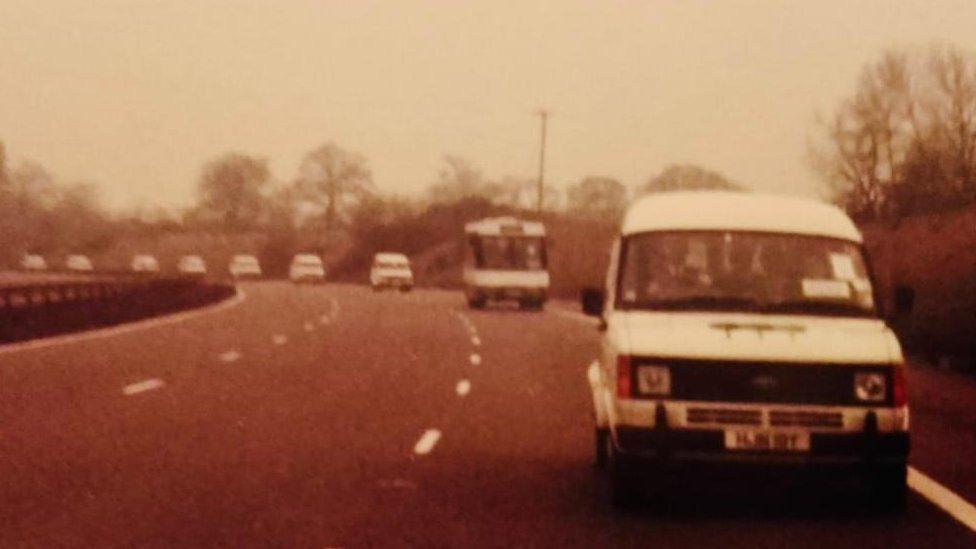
[464, 216, 546, 237]
[621, 191, 862, 243]
[374, 252, 409, 262]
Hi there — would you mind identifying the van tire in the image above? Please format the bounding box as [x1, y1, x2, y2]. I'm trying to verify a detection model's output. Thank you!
[468, 296, 486, 309]
[608, 443, 640, 509]
[869, 464, 908, 512]
[594, 427, 609, 469]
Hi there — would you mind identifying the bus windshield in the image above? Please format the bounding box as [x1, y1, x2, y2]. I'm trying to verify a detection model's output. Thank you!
[472, 236, 547, 271]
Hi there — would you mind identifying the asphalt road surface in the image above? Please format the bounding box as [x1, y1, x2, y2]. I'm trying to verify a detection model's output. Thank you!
[2, 282, 975, 547]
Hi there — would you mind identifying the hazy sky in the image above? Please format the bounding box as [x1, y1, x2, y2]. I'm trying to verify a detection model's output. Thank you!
[3, 0, 976, 211]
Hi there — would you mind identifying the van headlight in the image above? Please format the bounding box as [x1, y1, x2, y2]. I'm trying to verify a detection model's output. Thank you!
[636, 365, 671, 396]
[854, 372, 887, 402]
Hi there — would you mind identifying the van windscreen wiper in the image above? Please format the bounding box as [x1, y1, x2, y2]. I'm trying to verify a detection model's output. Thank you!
[628, 295, 763, 311]
[760, 299, 875, 317]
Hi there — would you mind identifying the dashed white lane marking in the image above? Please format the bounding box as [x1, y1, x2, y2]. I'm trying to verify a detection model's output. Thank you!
[470, 354, 481, 366]
[378, 478, 418, 490]
[320, 314, 331, 325]
[909, 467, 976, 532]
[220, 350, 242, 363]
[456, 379, 471, 396]
[122, 378, 165, 396]
[413, 429, 442, 455]
[272, 334, 288, 346]
[304, 322, 315, 332]
[0, 287, 246, 357]
[328, 297, 341, 320]
[471, 336, 481, 346]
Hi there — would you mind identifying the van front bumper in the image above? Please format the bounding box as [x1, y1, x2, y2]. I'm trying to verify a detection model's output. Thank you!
[616, 427, 908, 467]
[470, 286, 548, 302]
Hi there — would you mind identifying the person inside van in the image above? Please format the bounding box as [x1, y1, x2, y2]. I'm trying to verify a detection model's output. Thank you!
[714, 235, 761, 298]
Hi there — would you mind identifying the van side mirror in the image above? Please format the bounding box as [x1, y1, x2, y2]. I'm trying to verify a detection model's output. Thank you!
[893, 285, 914, 316]
[581, 287, 605, 317]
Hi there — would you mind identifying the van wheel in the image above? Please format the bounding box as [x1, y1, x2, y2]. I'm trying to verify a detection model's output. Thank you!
[594, 427, 609, 469]
[468, 296, 486, 309]
[609, 443, 640, 509]
[869, 464, 908, 512]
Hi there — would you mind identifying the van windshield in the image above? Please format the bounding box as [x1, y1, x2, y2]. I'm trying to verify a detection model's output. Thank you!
[617, 231, 877, 317]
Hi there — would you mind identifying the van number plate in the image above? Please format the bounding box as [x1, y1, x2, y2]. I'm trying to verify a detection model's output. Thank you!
[724, 429, 810, 452]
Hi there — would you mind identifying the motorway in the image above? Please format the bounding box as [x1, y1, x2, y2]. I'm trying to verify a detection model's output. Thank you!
[1, 282, 975, 547]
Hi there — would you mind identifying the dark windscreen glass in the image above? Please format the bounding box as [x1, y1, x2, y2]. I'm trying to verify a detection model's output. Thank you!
[617, 231, 876, 316]
[473, 236, 547, 270]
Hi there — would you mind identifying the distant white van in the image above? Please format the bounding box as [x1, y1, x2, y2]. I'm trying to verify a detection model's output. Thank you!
[177, 255, 208, 277]
[229, 254, 262, 279]
[20, 254, 47, 271]
[289, 253, 326, 284]
[582, 192, 911, 509]
[462, 217, 549, 310]
[65, 254, 94, 272]
[370, 252, 413, 292]
[130, 254, 160, 273]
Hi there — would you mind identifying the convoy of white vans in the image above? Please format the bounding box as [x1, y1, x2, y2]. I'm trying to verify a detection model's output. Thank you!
[6, 192, 915, 512]
[581, 192, 910, 509]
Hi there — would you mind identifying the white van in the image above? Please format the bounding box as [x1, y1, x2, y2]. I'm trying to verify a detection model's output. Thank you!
[582, 192, 911, 509]
[178, 255, 208, 277]
[289, 253, 326, 284]
[130, 254, 161, 273]
[370, 252, 413, 291]
[65, 254, 94, 272]
[462, 217, 549, 309]
[229, 254, 262, 279]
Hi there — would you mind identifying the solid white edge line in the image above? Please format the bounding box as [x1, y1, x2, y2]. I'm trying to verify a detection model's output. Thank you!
[304, 322, 315, 332]
[470, 353, 481, 365]
[456, 379, 471, 396]
[272, 334, 288, 345]
[471, 336, 481, 346]
[909, 467, 976, 532]
[413, 429, 442, 455]
[0, 286, 246, 357]
[122, 378, 165, 396]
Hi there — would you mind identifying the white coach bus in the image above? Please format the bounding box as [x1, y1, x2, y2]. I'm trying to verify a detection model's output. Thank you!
[462, 216, 550, 310]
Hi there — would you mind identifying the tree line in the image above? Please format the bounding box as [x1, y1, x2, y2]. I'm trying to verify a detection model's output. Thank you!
[813, 45, 976, 220]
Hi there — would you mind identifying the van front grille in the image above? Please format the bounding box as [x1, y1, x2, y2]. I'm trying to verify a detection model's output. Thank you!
[769, 410, 843, 429]
[686, 407, 762, 426]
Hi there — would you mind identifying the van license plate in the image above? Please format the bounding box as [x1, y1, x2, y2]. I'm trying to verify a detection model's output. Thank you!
[724, 429, 810, 452]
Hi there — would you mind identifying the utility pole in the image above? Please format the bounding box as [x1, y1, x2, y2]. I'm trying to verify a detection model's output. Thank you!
[536, 109, 549, 213]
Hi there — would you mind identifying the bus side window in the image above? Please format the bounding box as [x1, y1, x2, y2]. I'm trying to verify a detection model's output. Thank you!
[468, 235, 484, 267]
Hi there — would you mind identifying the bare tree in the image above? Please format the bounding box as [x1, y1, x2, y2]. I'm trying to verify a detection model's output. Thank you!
[812, 46, 976, 218]
[641, 164, 741, 194]
[566, 176, 627, 220]
[426, 156, 500, 204]
[197, 153, 270, 230]
[298, 143, 373, 229]
[926, 46, 976, 200]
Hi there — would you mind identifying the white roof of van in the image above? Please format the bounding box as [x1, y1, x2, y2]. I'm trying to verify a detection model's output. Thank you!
[293, 253, 322, 262]
[621, 191, 862, 243]
[464, 216, 546, 237]
[374, 252, 409, 262]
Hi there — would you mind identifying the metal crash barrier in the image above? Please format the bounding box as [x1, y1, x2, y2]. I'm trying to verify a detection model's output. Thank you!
[0, 276, 235, 344]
